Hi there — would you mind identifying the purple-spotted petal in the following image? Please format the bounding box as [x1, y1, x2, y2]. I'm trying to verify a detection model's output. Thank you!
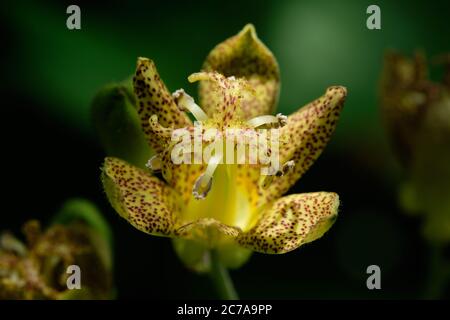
[133, 58, 191, 153]
[101, 157, 180, 237]
[263, 86, 347, 201]
[237, 192, 339, 254]
[201, 24, 280, 120]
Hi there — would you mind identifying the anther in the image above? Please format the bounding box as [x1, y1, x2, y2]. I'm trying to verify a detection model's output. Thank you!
[146, 155, 162, 172]
[261, 160, 296, 189]
[173, 89, 208, 122]
[247, 113, 288, 128]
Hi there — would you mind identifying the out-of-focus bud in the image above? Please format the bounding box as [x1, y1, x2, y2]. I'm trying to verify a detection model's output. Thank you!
[91, 78, 153, 169]
[381, 51, 450, 243]
[380, 51, 439, 168]
[434, 53, 450, 90]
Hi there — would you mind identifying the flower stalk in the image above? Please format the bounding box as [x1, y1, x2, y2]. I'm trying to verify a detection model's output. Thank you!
[209, 250, 238, 300]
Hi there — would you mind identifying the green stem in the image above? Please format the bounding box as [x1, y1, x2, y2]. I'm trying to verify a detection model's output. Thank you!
[422, 243, 447, 299]
[209, 250, 239, 300]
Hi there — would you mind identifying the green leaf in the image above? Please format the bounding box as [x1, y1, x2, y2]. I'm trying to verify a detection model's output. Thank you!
[51, 198, 113, 270]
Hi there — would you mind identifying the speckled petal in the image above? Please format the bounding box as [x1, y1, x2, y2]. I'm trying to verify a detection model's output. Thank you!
[177, 217, 241, 245]
[237, 192, 339, 254]
[101, 157, 180, 237]
[201, 24, 280, 120]
[133, 58, 191, 153]
[264, 86, 346, 201]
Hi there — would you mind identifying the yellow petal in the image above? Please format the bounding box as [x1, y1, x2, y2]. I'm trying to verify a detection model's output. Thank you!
[101, 157, 180, 237]
[175, 217, 252, 269]
[175, 192, 338, 255]
[133, 58, 191, 153]
[237, 192, 339, 254]
[264, 86, 347, 201]
[201, 24, 280, 120]
[177, 217, 240, 243]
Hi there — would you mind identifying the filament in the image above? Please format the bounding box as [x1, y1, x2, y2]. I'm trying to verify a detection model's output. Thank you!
[173, 89, 208, 122]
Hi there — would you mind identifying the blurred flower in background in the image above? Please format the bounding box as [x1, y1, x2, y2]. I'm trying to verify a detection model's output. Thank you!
[0, 199, 114, 300]
[380, 51, 450, 243]
[380, 51, 450, 298]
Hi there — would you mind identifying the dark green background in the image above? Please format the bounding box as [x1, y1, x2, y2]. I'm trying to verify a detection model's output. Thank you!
[1, 0, 449, 299]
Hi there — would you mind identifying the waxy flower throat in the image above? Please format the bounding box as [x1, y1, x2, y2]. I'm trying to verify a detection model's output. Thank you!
[102, 24, 347, 271]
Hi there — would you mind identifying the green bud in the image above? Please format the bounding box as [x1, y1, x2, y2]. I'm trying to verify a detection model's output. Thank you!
[91, 79, 153, 169]
[52, 198, 113, 271]
[172, 238, 252, 273]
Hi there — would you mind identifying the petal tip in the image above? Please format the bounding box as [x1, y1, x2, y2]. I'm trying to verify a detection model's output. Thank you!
[102, 157, 128, 181]
[136, 57, 154, 69]
[137, 56, 150, 63]
[240, 23, 257, 37]
[329, 192, 340, 214]
[326, 86, 347, 100]
[102, 156, 116, 173]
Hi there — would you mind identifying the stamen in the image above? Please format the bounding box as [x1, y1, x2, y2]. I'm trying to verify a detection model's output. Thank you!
[192, 154, 222, 200]
[145, 155, 162, 172]
[261, 160, 295, 189]
[276, 113, 288, 126]
[277, 160, 295, 176]
[173, 89, 208, 122]
[247, 113, 288, 128]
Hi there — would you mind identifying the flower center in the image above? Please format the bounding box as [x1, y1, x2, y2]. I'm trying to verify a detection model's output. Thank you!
[145, 85, 291, 233]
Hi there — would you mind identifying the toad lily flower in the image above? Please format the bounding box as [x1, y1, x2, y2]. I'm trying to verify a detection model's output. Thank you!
[381, 51, 450, 243]
[101, 24, 347, 271]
